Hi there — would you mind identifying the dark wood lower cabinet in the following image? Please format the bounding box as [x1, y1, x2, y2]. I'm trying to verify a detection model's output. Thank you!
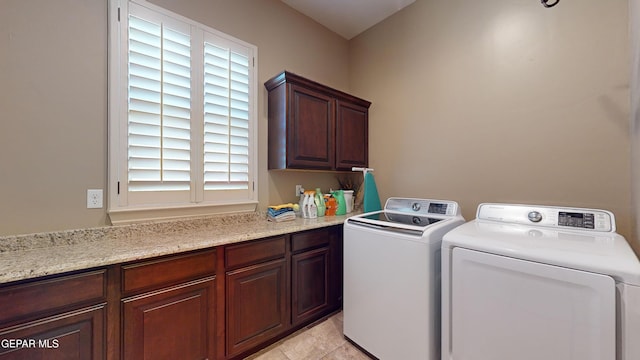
[329, 225, 344, 309]
[290, 225, 343, 327]
[0, 225, 344, 360]
[0, 269, 107, 360]
[0, 305, 105, 360]
[291, 247, 330, 326]
[225, 259, 287, 358]
[121, 277, 216, 360]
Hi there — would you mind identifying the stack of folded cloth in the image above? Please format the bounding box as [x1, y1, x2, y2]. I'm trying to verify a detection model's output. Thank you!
[267, 203, 299, 222]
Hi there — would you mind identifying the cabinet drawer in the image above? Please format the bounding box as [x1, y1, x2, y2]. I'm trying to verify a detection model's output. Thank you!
[0, 269, 106, 325]
[122, 249, 216, 295]
[225, 236, 286, 270]
[291, 228, 330, 253]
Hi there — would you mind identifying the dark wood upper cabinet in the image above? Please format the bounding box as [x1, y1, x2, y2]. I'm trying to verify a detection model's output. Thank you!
[335, 100, 369, 170]
[265, 71, 371, 171]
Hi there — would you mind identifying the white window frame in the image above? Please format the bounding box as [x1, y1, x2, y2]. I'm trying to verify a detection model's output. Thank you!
[108, 0, 258, 224]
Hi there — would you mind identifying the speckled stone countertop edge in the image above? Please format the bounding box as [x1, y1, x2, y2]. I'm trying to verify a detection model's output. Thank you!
[0, 212, 355, 285]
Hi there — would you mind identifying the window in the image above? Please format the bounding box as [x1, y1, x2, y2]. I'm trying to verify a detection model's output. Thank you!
[108, 0, 258, 223]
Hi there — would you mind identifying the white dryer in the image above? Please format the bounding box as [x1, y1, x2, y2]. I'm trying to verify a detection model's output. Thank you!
[344, 197, 465, 360]
[441, 203, 640, 360]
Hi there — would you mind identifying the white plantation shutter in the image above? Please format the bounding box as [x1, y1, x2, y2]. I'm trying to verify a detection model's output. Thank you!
[203, 42, 250, 191]
[128, 14, 191, 192]
[108, 0, 257, 221]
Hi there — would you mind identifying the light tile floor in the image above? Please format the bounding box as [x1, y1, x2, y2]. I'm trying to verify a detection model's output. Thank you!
[244, 312, 371, 360]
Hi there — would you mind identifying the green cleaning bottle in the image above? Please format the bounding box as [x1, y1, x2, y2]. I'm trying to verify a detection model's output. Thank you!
[332, 190, 347, 216]
[315, 188, 326, 217]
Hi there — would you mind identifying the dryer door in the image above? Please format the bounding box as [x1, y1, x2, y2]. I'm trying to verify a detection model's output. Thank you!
[450, 247, 615, 360]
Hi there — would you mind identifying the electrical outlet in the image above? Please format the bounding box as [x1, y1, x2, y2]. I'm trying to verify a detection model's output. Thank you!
[295, 185, 303, 197]
[87, 189, 103, 209]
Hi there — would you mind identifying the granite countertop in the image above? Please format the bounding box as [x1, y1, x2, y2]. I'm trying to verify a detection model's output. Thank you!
[0, 212, 355, 285]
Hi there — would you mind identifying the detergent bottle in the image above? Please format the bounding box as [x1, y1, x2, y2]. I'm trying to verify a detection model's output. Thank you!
[307, 190, 318, 219]
[332, 190, 347, 216]
[314, 188, 326, 217]
[298, 187, 306, 217]
[325, 195, 336, 216]
[301, 191, 310, 218]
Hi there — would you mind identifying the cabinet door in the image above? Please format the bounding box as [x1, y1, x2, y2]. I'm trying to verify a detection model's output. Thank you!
[122, 277, 216, 360]
[0, 305, 105, 360]
[335, 100, 368, 170]
[291, 247, 330, 326]
[287, 84, 335, 169]
[329, 225, 344, 309]
[226, 259, 287, 357]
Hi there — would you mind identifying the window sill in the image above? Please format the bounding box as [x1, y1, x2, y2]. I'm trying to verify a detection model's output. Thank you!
[108, 201, 258, 225]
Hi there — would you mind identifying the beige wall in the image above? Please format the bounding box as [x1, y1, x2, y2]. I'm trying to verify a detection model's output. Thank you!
[1, 0, 635, 244]
[0, 0, 109, 235]
[350, 0, 633, 242]
[0, 0, 349, 236]
[632, 0, 640, 253]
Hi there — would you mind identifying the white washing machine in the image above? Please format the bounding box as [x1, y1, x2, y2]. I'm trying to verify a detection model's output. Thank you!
[344, 197, 465, 360]
[441, 203, 640, 360]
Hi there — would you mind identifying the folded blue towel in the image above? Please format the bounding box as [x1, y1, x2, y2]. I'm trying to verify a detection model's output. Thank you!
[268, 207, 294, 217]
[363, 172, 382, 212]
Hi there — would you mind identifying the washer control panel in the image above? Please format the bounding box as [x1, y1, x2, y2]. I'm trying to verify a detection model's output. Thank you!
[385, 197, 460, 217]
[477, 203, 615, 232]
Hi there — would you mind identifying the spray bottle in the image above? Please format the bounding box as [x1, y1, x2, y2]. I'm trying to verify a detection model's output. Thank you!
[307, 190, 318, 219]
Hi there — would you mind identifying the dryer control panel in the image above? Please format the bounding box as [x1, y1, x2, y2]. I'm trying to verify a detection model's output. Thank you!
[477, 203, 615, 232]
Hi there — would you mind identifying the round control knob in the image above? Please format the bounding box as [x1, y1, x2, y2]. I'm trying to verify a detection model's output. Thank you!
[528, 211, 543, 223]
[412, 203, 421, 211]
[412, 216, 422, 225]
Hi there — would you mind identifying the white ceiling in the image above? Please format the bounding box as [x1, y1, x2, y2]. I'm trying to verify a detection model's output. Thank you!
[281, 0, 416, 40]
